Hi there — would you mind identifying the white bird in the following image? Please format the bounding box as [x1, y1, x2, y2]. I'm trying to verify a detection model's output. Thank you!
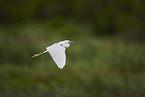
[32, 40, 74, 69]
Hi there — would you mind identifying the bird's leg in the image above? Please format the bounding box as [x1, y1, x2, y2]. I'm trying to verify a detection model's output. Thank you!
[32, 54, 40, 58]
[32, 51, 47, 58]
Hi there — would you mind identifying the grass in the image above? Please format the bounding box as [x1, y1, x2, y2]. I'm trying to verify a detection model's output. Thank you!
[0, 20, 145, 97]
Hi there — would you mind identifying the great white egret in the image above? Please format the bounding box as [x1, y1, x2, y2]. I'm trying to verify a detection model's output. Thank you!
[32, 40, 73, 69]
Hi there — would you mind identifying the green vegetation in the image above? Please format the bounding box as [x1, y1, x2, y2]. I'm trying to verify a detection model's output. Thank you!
[0, 0, 145, 96]
[1, 0, 145, 39]
[0, 20, 145, 97]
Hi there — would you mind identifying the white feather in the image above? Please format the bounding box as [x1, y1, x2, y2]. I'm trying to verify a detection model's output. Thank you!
[32, 40, 73, 69]
[46, 43, 66, 69]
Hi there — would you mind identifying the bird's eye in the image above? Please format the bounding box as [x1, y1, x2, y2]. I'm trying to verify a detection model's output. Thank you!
[60, 44, 63, 46]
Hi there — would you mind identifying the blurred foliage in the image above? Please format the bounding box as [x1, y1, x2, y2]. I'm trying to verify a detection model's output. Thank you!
[0, 0, 145, 40]
[0, 0, 145, 97]
[0, 20, 145, 97]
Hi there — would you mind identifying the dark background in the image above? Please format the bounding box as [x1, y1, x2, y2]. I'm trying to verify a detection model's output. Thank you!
[0, 0, 145, 97]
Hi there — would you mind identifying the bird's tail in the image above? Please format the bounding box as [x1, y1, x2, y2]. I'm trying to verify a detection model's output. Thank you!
[32, 50, 47, 58]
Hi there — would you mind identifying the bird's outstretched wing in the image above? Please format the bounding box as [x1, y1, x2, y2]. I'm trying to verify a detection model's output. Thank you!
[47, 45, 66, 69]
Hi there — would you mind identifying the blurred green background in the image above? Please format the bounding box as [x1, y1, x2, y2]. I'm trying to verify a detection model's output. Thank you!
[0, 0, 145, 97]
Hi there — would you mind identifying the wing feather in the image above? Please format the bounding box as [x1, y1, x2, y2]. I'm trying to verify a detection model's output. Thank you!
[47, 44, 66, 69]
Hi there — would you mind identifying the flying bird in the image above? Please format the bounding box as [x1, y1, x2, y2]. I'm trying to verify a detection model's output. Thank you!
[32, 40, 74, 69]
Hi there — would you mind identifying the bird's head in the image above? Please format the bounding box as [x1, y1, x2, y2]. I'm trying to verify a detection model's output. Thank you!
[59, 40, 74, 48]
